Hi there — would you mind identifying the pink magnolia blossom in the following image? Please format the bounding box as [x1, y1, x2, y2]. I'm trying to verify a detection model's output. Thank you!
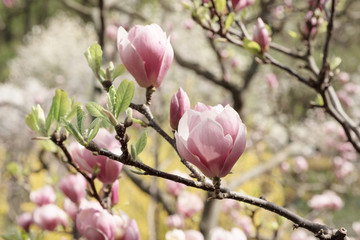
[210, 227, 247, 240]
[63, 197, 78, 221]
[71, 129, 123, 184]
[166, 229, 186, 240]
[338, 72, 350, 83]
[235, 216, 254, 236]
[291, 229, 316, 240]
[166, 214, 184, 229]
[231, 0, 254, 12]
[114, 212, 140, 240]
[30, 185, 56, 206]
[170, 88, 191, 130]
[3, 0, 17, 8]
[17, 212, 32, 232]
[175, 103, 246, 178]
[59, 173, 87, 203]
[308, 190, 344, 211]
[76, 207, 115, 240]
[253, 18, 269, 54]
[117, 24, 174, 88]
[33, 204, 68, 231]
[176, 192, 204, 218]
[185, 230, 204, 240]
[303, 11, 318, 38]
[165, 170, 188, 196]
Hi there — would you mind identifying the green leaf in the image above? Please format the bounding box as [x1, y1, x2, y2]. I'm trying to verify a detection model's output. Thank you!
[224, 12, 234, 31]
[47, 89, 69, 131]
[65, 99, 80, 121]
[87, 119, 101, 144]
[62, 119, 86, 146]
[84, 42, 103, 79]
[112, 64, 126, 81]
[243, 37, 262, 56]
[107, 86, 117, 114]
[86, 102, 107, 119]
[26, 105, 47, 135]
[135, 131, 147, 156]
[330, 56, 342, 70]
[215, 0, 226, 13]
[116, 80, 135, 117]
[1, 231, 23, 240]
[76, 105, 86, 136]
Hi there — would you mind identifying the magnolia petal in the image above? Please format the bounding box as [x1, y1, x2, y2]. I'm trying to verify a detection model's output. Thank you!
[117, 27, 149, 87]
[156, 37, 174, 87]
[219, 123, 247, 177]
[187, 119, 233, 177]
[215, 105, 240, 141]
[175, 132, 214, 177]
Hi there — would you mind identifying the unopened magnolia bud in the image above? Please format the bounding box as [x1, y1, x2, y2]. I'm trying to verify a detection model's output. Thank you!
[170, 88, 190, 130]
[124, 117, 133, 128]
[253, 18, 269, 54]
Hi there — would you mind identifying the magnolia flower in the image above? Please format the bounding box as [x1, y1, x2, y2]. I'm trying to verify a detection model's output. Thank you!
[175, 103, 246, 178]
[33, 204, 67, 231]
[17, 212, 32, 232]
[166, 214, 184, 229]
[308, 190, 344, 211]
[185, 230, 205, 240]
[30, 185, 56, 206]
[176, 192, 204, 218]
[165, 170, 188, 197]
[59, 173, 87, 203]
[117, 24, 174, 88]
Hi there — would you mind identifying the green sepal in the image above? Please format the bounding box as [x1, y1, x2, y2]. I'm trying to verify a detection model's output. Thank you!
[243, 37, 262, 56]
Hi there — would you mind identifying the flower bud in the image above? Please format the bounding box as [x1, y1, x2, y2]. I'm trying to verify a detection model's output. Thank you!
[308, 190, 344, 210]
[175, 103, 246, 178]
[33, 204, 68, 231]
[30, 185, 56, 206]
[117, 24, 174, 88]
[111, 180, 120, 206]
[231, 0, 255, 12]
[59, 173, 87, 204]
[170, 88, 191, 130]
[253, 18, 269, 54]
[17, 212, 32, 232]
[166, 214, 184, 229]
[185, 230, 204, 240]
[63, 197, 78, 221]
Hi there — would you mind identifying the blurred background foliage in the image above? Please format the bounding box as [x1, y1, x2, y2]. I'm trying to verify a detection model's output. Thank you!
[1, 0, 360, 239]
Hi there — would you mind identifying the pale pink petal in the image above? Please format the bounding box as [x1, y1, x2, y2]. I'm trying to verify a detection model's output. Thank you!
[187, 119, 233, 176]
[155, 37, 174, 87]
[215, 105, 241, 141]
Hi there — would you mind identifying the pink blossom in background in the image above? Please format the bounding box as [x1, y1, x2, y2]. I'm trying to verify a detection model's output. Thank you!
[30, 185, 56, 206]
[17, 212, 32, 232]
[33, 204, 68, 231]
[210, 227, 247, 240]
[221, 198, 240, 213]
[235, 216, 254, 236]
[106, 24, 119, 40]
[184, 19, 195, 30]
[253, 18, 269, 54]
[175, 103, 246, 178]
[308, 0, 325, 10]
[291, 229, 316, 240]
[344, 82, 359, 94]
[59, 173, 87, 203]
[308, 190, 344, 211]
[165, 170, 188, 197]
[3, 0, 17, 8]
[293, 156, 308, 174]
[71, 129, 123, 184]
[338, 72, 350, 83]
[166, 214, 184, 229]
[185, 230, 204, 240]
[117, 24, 174, 88]
[303, 11, 318, 38]
[176, 192, 204, 218]
[113, 212, 140, 240]
[352, 221, 360, 237]
[63, 197, 78, 221]
[166, 229, 186, 240]
[231, 0, 255, 12]
[76, 207, 115, 240]
[333, 156, 354, 180]
[337, 90, 354, 107]
[170, 88, 191, 130]
[265, 73, 279, 89]
[280, 162, 290, 173]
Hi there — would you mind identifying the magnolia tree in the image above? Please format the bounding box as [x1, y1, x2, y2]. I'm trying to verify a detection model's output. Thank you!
[5, 0, 360, 239]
